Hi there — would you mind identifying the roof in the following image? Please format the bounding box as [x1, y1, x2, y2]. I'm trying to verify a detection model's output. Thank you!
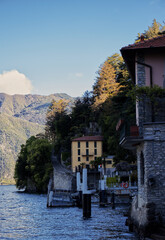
[72, 135, 103, 142]
[121, 35, 165, 51]
[120, 35, 165, 82]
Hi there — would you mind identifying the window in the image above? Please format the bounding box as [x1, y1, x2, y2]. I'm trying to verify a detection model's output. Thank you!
[94, 149, 97, 155]
[78, 149, 80, 155]
[78, 157, 81, 162]
[78, 141, 80, 148]
[86, 141, 89, 148]
[95, 157, 97, 161]
[107, 160, 112, 164]
[94, 141, 97, 148]
[86, 149, 89, 156]
[86, 156, 89, 161]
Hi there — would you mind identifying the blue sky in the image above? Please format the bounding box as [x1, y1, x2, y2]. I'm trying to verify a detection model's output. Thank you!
[0, 0, 165, 97]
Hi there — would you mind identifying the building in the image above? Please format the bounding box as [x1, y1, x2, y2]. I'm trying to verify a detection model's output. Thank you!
[102, 155, 115, 177]
[71, 135, 103, 172]
[119, 35, 165, 237]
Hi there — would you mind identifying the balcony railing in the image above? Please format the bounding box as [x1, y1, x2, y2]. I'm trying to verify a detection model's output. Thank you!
[118, 121, 143, 150]
[120, 123, 139, 143]
[81, 152, 94, 156]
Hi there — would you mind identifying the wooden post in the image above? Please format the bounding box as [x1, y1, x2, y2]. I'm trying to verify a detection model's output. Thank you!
[82, 169, 91, 218]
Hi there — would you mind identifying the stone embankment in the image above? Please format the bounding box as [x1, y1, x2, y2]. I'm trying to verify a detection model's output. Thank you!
[47, 151, 76, 207]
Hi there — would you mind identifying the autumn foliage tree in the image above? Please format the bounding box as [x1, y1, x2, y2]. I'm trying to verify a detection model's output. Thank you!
[45, 99, 69, 141]
[92, 54, 136, 163]
[93, 59, 120, 108]
[136, 19, 165, 41]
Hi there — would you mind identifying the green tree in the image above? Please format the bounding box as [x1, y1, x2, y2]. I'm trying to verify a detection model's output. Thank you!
[94, 54, 136, 164]
[14, 136, 53, 193]
[45, 99, 69, 141]
[70, 91, 94, 136]
[44, 91, 94, 165]
[107, 53, 129, 82]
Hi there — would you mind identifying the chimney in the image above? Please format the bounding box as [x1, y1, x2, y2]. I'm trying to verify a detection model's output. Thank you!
[140, 34, 144, 42]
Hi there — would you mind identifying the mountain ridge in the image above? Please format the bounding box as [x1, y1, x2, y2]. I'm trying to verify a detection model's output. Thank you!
[0, 92, 74, 184]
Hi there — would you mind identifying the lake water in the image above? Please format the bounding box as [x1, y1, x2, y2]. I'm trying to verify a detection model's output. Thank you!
[0, 185, 138, 240]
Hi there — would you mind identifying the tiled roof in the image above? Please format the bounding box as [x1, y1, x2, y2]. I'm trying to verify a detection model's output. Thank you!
[120, 35, 165, 82]
[121, 35, 165, 51]
[72, 135, 103, 141]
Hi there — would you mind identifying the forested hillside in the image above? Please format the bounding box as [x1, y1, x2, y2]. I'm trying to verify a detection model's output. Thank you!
[0, 93, 74, 184]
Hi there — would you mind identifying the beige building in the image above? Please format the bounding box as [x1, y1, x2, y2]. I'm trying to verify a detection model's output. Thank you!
[71, 136, 103, 172]
[104, 155, 114, 169]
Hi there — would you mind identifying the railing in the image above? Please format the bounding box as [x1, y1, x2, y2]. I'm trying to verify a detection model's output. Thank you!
[81, 152, 94, 156]
[119, 122, 139, 143]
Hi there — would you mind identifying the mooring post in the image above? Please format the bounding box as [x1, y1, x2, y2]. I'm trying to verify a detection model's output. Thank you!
[82, 168, 91, 218]
[99, 179, 107, 207]
[47, 191, 53, 207]
[76, 172, 82, 207]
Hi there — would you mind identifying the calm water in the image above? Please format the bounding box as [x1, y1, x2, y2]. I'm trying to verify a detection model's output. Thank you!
[0, 185, 138, 240]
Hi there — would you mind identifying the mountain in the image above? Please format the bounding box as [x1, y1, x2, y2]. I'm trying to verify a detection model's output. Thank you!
[0, 93, 74, 184]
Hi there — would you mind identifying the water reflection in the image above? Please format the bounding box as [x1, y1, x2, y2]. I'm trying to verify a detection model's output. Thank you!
[0, 185, 138, 240]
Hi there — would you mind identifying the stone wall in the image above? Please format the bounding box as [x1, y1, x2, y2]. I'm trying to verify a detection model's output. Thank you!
[143, 122, 165, 222]
[53, 168, 75, 191]
[130, 122, 165, 235]
[51, 153, 76, 192]
[136, 52, 146, 136]
[136, 52, 146, 86]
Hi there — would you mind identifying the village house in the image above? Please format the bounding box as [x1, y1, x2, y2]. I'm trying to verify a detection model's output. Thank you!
[101, 155, 115, 177]
[118, 35, 165, 237]
[71, 135, 103, 172]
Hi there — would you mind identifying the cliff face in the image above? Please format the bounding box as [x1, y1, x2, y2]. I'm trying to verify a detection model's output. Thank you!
[0, 93, 74, 184]
[0, 93, 74, 124]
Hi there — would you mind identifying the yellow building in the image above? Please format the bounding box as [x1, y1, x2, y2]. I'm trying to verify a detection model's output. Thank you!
[71, 136, 103, 172]
[104, 155, 114, 169]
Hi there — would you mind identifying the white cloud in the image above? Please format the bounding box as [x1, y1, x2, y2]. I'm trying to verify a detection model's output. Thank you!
[0, 70, 33, 95]
[75, 73, 83, 78]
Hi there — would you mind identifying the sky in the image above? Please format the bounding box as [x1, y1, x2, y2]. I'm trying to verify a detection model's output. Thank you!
[0, 0, 165, 97]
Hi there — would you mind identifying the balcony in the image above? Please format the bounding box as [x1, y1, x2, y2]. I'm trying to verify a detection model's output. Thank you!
[116, 119, 143, 150]
[81, 152, 94, 156]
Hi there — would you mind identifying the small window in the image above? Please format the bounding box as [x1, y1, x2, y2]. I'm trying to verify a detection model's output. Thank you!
[86, 156, 89, 161]
[86, 164, 89, 169]
[78, 149, 80, 155]
[86, 149, 89, 156]
[94, 149, 97, 155]
[78, 157, 81, 162]
[95, 157, 97, 161]
[78, 141, 80, 148]
[94, 141, 97, 148]
[86, 141, 89, 148]
[107, 160, 112, 164]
